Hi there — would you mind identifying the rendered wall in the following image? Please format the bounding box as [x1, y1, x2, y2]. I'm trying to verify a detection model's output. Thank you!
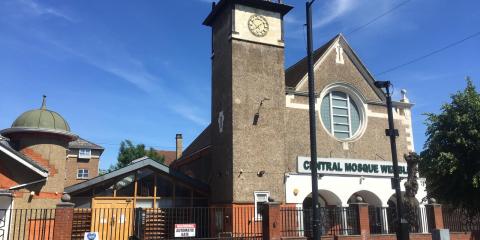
[209, 6, 234, 204]
[230, 39, 287, 203]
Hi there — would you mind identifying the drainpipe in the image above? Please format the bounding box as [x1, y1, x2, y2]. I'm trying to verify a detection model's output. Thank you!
[9, 178, 47, 190]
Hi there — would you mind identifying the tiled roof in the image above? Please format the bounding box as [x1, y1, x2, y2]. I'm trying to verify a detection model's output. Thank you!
[69, 137, 104, 150]
[181, 125, 211, 159]
[169, 125, 212, 168]
[155, 150, 177, 166]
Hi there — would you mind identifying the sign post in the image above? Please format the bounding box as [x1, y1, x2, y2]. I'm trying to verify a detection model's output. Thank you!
[306, 1, 321, 239]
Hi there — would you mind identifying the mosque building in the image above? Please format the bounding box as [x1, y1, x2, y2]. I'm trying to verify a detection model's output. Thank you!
[0, 0, 436, 238]
[170, 0, 427, 227]
[0, 0, 429, 236]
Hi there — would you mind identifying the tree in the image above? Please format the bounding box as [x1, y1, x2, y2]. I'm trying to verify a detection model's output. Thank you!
[420, 78, 480, 210]
[110, 139, 165, 171]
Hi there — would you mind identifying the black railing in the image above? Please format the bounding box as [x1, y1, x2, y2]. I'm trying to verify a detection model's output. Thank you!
[369, 206, 429, 234]
[0, 208, 55, 240]
[442, 207, 480, 231]
[368, 206, 385, 234]
[281, 206, 359, 237]
[72, 206, 262, 240]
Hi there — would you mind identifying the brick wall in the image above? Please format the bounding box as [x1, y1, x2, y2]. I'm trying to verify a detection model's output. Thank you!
[65, 155, 99, 187]
[53, 203, 74, 240]
[273, 204, 480, 240]
[450, 231, 480, 240]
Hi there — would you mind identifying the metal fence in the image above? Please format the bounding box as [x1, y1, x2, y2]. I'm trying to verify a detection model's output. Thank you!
[280, 206, 359, 237]
[368, 206, 386, 234]
[0, 208, 55, 240]
[368, 206, 429, 234]
[72, 206, 262, 240]
[442, 207, 480, 231]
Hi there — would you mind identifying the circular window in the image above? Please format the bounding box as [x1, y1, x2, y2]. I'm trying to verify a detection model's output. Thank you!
[320, 89, 365, 140]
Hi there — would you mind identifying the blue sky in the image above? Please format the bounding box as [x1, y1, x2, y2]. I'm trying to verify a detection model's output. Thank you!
[0, 0, 478, 169]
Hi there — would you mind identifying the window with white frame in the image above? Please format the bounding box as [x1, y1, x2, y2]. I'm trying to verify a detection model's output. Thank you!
[78, 148, 91, 159]
[77, 169, 89, 179]
[320, 91, 362, 140]
[254, 191, 269, 220]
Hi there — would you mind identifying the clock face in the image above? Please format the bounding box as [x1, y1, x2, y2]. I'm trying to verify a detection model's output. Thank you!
[248, 15, 269, 37]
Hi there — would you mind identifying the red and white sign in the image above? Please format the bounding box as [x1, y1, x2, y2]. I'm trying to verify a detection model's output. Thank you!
[174, 224, 196, 238]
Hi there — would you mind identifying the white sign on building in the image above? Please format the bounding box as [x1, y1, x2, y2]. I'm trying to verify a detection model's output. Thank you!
[297, 156, 408, 177]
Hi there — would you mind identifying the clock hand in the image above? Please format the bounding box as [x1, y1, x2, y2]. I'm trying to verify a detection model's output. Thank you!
[254, 21, 261, 28]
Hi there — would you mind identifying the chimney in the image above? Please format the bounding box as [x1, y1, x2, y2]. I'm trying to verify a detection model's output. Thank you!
[175, 134, 183, 160]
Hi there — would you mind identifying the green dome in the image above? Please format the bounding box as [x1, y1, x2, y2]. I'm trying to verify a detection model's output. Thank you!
[11, 96, 71, 132]
[12, 109, 70, 132]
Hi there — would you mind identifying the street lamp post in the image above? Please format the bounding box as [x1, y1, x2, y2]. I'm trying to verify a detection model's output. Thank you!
[306, 1, 321, 240]
[374, 81, 410, 240]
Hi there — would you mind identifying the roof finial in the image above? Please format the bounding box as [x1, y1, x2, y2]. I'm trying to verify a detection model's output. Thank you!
[41, 95, 47, 110]
[400, 89, 409, 103]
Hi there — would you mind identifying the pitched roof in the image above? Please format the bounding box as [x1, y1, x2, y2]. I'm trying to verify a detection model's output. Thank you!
[155, 150, 176, 166]
[69, 137, 104, 150]
[172, 124, 211, 165]
[284, 34, 386, 102]
[184, 125, 212, 158]
[0, 138, 48, 177]
[64, 157, 209, 194]
[285, 35, 338, 88]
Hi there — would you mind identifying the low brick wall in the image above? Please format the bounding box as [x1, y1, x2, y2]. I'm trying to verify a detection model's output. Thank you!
[368, 233, 432, 240]
[450, 231, 480, 240]
[281, 232, 480, 240]
[276, 203, 479, 240]
[280, 237, 334, 240]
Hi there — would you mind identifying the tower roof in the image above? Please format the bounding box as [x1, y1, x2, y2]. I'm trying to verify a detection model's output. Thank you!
[203, 0, 293, 26]
[1, 96, 76, 139]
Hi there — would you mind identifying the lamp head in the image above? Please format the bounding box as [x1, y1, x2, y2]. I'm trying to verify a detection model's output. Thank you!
[374, 81, 391, 89]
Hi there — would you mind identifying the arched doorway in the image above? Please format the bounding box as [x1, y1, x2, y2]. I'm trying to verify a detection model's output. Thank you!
[387, 193, 423, 233]
[347, 190, 382, 206]
[302, 190, 342, 209]
[347, 190, 383, 233]
[302, 190, 342, 236]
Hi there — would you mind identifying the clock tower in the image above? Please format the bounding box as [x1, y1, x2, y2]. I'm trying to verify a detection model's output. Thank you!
[204, 0, 293, 204]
